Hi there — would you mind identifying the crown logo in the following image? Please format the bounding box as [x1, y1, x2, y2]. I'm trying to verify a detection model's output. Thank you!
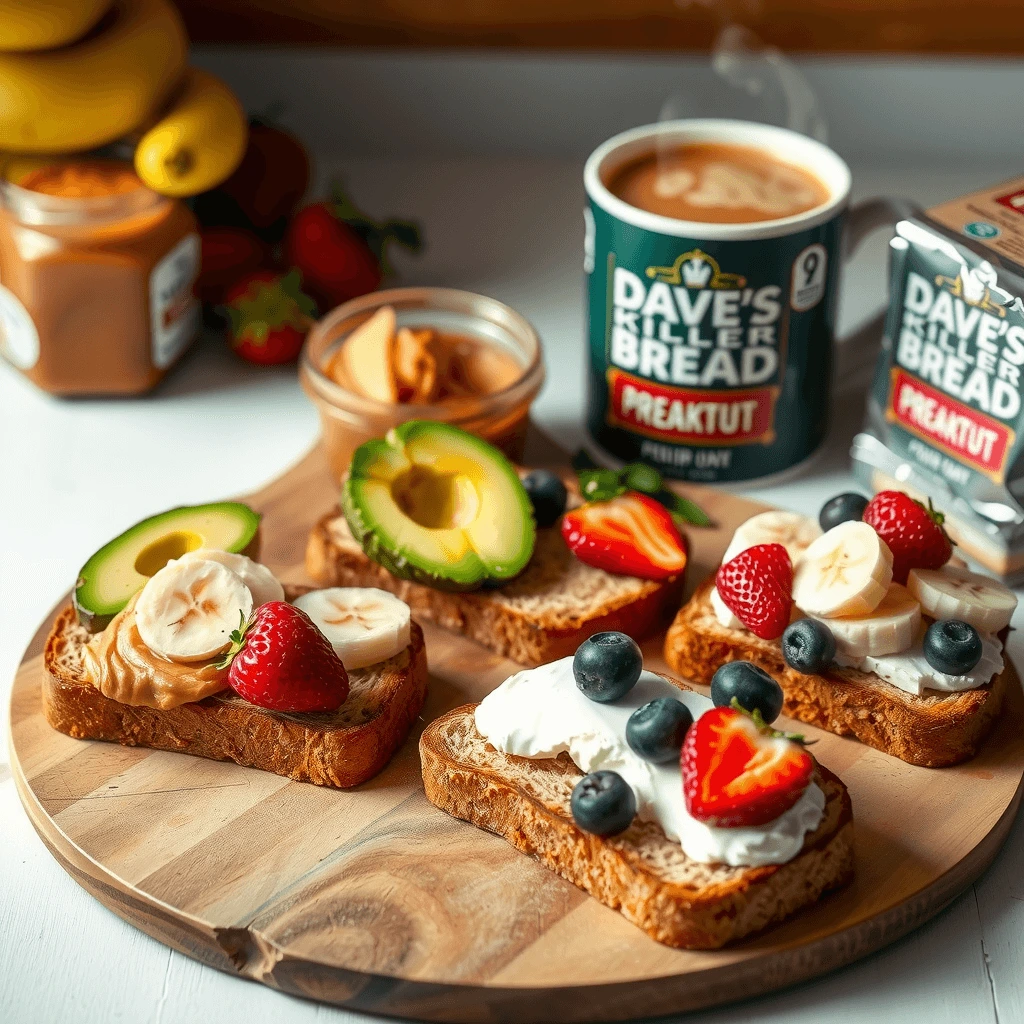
[646, 248, 746, 289]
[935, 265, 1007, 318]
[681, 257, 713, 287]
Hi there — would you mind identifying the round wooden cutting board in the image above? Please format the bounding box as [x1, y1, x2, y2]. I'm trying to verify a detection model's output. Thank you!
[9, 438, 1024, 1023]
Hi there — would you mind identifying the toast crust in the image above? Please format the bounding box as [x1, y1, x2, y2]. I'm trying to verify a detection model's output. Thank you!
[665, 577, 1008, 767]
[42, 601, 429, 789]
[306, 509, 684, 667]
[420, 704, 854, 950]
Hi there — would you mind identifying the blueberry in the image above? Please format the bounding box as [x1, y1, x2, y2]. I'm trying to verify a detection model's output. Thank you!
[573, 631, 643, 703]
[710, 661, 784, 723]
[782, 618, 837, 675]
[570, 770, 636, 836]
[923, 619, 983, 675]
[819, 492, 870, 533]
[522, 470, 568, 528]
[626, 697, 693, 762]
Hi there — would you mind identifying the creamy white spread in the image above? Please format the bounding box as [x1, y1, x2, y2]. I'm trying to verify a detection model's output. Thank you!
[474, 658, 824, 867]
[834, 632, 1003, 696]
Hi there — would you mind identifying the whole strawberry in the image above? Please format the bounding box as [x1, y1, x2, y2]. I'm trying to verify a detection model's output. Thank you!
[862, 491, 952, 584]
[682, 705, 813, 827]
[223, 269, 316, 365]
[220, 601, 349, 712]
[716, 542, 793, 640]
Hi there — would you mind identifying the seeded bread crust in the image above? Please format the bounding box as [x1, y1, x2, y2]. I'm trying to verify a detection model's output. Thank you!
[306, 510, 685, 667]
[420, 703, 854, 949]
[42, 586, 428, 788]
[665, 577, 1008, 768]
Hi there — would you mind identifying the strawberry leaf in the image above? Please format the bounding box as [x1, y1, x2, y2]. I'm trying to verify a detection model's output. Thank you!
[216, 609, 253, 670]
[661, 491, 714, 528]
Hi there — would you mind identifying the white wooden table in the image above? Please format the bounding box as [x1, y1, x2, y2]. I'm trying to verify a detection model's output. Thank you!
[2, 156, 1022, 1024]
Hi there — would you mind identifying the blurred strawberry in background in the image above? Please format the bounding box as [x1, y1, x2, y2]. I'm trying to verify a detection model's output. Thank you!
[193, 114, 422, 363]
[223, 269, 316, 365]
[285, 185, 422, 311]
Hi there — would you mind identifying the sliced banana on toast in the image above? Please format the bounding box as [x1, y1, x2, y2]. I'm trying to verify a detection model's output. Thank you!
[722, 510, 822, 567]
[179, 548, 284, 607]
[908, 565, 1017, 634]
[793, 521, 893, 618]
[136, 559, 253, 663]
[814, 582, 921, 658]
[293, 588, 411, 669]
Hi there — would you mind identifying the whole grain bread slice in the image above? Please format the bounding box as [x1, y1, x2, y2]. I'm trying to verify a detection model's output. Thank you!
[42, 586, 428, 788]
[306, 511, 684, 667]
[665, 577, 1009, 768]
[420, 702, 854, 950]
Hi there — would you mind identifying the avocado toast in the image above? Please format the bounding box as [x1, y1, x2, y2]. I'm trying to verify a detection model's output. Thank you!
[307, 421, 686, 666]
[45, 502, 428, 787]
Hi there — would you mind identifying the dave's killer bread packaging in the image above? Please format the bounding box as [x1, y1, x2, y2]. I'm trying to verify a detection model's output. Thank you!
[855, 177, 1024, 579]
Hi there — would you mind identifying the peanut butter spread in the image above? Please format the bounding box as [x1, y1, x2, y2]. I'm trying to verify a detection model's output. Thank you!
[323, 305, 522, 405]
[82, 593, 228, 710]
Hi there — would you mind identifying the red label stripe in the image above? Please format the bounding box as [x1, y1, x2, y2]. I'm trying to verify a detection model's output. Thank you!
[888, 368, 1012, 478]
[606, 369, 776, 446]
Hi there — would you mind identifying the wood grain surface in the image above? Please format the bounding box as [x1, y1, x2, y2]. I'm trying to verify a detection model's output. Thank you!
[178, 0, 1024, 56]
[8, 436, 1024, 1023]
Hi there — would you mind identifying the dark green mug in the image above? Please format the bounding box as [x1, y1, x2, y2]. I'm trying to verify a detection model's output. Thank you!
[584, 119, 884, 484]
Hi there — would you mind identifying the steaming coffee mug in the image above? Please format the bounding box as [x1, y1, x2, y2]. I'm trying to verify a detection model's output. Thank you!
[584, 118, 896, 484]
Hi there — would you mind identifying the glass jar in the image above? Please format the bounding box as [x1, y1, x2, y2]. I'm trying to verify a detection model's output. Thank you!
[0, 160, 200, 396]
[300, 287, 546, 483]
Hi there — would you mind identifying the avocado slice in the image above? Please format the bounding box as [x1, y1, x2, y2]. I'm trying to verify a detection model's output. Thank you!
[73, 502, 261, 632]
[342, 421, 535, 591]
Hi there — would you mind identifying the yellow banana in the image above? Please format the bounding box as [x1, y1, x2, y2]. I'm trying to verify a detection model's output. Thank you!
[0, 0, 113, 53]
[134, 68, 248, 198]
[0, 0, 187, 154]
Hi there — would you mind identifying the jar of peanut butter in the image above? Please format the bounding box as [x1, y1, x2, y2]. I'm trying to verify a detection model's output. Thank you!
[0, 159, 200, 395]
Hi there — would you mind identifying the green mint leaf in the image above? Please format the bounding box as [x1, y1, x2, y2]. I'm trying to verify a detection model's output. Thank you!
[578, 469, 626, 503]
[622, 462, 663, 495]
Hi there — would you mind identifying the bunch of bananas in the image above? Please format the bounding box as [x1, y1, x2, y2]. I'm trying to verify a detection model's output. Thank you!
[0, 0, 247, 196]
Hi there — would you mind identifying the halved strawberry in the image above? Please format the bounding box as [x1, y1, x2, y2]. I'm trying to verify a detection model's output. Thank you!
[682, 705, 813, 827]
[716, 542, 792, 640]
[561, 491, 688, 580]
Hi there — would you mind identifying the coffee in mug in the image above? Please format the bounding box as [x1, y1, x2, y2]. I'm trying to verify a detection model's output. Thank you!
[584, 119, 886, 483]
[606, 142, 830, 224]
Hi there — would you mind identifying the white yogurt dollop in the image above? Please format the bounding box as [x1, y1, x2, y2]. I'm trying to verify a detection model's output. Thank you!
[474, 658, 824, 868]
[834, 632, 1003, 696]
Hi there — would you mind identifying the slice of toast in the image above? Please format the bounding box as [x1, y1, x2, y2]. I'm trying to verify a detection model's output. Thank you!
[42, 588, 428, 788]
[665, 578, 1009, 768]
[420, 703, 854, 950]
[306, 510, 684, 667]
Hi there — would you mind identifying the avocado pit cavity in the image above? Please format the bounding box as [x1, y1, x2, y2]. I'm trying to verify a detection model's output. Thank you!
[392, 465, 481, 531]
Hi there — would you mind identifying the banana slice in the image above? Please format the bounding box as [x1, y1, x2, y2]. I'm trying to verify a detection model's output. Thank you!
[815, 582, 921, 658]
[721, 511, 822, 567]
[292, 588, 411, 669]
[908, 565, 1017, 634]
[136, 559, 252, 663]
[793, 521, 893, 619]
[179, 548, 284, 608]
[710, 585, 742, 629]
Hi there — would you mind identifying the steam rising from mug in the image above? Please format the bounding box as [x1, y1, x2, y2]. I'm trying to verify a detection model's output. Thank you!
[656, 17, 828, 179]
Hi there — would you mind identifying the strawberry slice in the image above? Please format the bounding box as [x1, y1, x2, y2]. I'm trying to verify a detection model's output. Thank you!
[682, 706, 813, 827]
[561, 491, 688, 580]
[716, 542, 792, 640]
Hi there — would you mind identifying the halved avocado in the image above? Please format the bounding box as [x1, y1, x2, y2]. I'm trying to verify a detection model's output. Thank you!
[73, 502, 261, 632]
[342, 421, 536, 592]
